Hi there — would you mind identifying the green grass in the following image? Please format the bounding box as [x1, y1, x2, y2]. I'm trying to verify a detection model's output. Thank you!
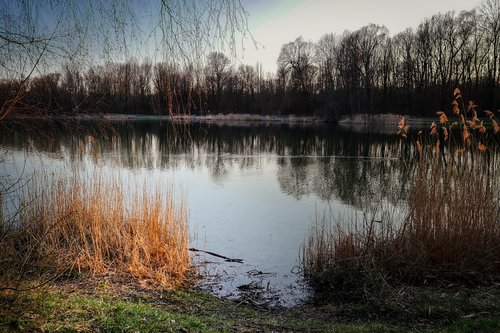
[2, 291, 223, 332]
[1, 279, 499, 332]
[442, 318, 500, 333]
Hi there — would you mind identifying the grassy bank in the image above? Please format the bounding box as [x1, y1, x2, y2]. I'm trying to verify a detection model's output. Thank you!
[1, 277, 499, 332]
[0, 173, 190, 291]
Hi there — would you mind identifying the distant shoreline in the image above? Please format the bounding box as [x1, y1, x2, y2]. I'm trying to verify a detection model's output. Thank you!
[102, 113, 333, 124]
[5, 112, 333, 124]
[6, 112, 431, 128]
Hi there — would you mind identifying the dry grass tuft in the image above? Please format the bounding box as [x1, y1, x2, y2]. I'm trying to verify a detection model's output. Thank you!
[302, 158, 500, 301]
[401, 159, 499, 283]
[302, 90, 500, 301]
[0, 174, 190, 290]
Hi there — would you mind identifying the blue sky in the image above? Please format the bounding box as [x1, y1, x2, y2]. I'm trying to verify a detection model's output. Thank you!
[237, 0, 482, 72]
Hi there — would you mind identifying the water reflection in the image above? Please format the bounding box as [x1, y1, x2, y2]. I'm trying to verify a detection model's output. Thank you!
[0, 120, 407, 210]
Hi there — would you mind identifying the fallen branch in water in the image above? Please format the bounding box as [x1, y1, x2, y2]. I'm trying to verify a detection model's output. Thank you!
[189, 248, 243, 263]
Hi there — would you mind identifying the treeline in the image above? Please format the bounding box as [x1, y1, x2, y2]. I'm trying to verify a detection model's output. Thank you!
[278, 0, 500, 116]
[0, 57, 275, 116]
[1, 0, 499, 118]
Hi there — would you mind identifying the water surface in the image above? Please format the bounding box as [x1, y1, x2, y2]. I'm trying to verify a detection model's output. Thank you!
[0, 119, 409, 306]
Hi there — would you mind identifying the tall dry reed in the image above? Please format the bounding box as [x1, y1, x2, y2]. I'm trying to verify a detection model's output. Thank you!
[302, 157, 500, 301]
[1, 174, 190, 289]
[302, 90, 500, 300]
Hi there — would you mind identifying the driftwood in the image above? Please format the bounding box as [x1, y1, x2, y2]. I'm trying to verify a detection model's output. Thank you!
[189, 248, 243, 263]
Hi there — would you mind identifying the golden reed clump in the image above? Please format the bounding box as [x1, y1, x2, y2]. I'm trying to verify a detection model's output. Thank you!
[1, 174, 190, 289]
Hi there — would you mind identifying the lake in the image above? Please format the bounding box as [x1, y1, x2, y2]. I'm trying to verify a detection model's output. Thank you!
[0, 118, 410, 306]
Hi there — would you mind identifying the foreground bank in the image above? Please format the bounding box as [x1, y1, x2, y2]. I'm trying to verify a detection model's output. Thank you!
[1, 276, 499, 332]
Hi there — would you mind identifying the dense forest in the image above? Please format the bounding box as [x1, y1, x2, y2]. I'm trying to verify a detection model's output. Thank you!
[1, 0, 500, 119]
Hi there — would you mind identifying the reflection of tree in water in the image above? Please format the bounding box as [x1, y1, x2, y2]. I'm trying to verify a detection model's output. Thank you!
[273, 130, 410, 209]
[330, 159, 374, 208]
[0, 120, 420, 207]
[276, 157, 311, 200]
[205, 154, 229, 183]
[274, 154, 405, 210]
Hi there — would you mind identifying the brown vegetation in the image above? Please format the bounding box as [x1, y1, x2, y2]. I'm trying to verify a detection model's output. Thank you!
[302, 155, 500, 302]
[302, 91, 500, 302]
[0, 174, 190, 290]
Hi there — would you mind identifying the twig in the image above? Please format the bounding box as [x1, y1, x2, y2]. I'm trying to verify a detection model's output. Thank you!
[189, 248, 243, 263]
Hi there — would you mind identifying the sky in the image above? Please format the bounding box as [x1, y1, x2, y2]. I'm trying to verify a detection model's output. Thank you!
[236, 0, 482, 73]
[2, 0, 483, 76]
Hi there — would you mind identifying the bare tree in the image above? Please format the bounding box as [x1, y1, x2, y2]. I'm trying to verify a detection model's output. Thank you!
[479, 0, 500, 105]
[60, 62, 85, 112]
[234, 64, 257, 112]
[336, 31, 361, 115]
[277, 36, 316, 96]
[415, 18, 434, 96]
[205, 51, 232, 110]
[393, 29, 416, 91]
[0, 0, 250, 119]
[237, 64, 257, 98]
[315, 33, 339, 94]
[379, 35, 395, 108]
[356, 24, 388, 113]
